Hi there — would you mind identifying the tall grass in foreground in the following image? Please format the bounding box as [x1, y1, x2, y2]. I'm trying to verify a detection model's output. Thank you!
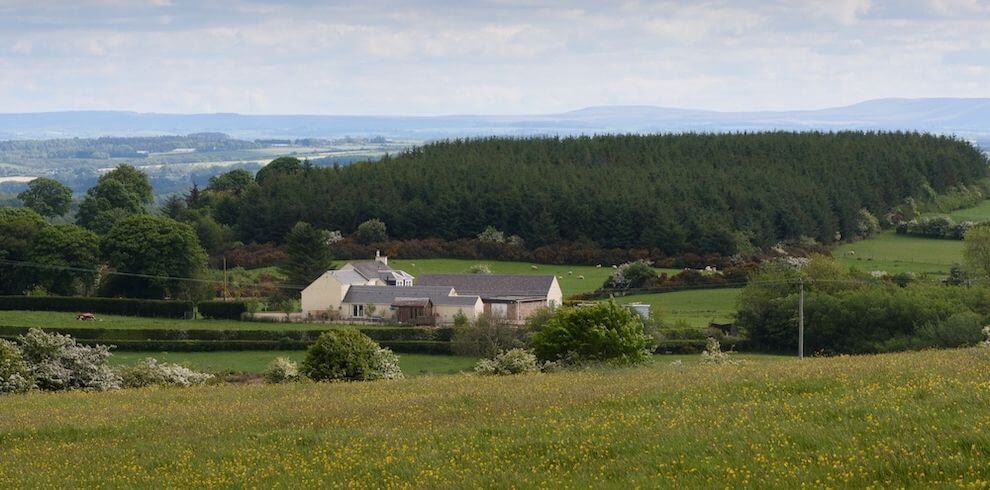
[1, 349, 989, 487]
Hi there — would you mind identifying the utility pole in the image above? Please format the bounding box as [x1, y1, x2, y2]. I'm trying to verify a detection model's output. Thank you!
[222, 256, 229, 301]
[798, 279, 805, 359]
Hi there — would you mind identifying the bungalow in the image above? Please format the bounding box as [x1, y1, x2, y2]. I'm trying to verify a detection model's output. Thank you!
[415, 274, 562, 323]
[300, 255, 482, 323]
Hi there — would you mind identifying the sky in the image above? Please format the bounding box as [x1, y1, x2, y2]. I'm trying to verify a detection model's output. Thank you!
[0, 0, 988, 115]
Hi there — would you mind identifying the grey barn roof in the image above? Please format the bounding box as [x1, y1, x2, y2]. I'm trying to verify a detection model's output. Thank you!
[342, 285, 480, 307]
[416, 274, 555, 300]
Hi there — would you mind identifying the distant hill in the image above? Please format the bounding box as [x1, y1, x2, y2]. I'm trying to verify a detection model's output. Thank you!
[1, 98, 989, 140]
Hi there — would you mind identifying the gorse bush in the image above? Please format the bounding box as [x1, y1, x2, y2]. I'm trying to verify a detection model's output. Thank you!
[264, 356, 300, 384]
[475, 348, 540, 376]
[118, 358, 213, 388]
[17, 328, 121, 391]
[302, 329, 403, 381]
[530, 301, 653, 364]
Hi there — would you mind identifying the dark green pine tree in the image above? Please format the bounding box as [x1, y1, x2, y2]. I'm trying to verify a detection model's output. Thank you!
[280, 221, 334, 289]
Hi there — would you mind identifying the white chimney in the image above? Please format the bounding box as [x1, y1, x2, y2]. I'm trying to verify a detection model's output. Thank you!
[375, 250, 387, 265]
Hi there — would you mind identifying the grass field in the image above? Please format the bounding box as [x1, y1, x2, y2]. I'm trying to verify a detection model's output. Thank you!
[1, 348, 988, 487]
[614, 288, 741, 327]
[108, 351, 479, 376]
[832, 230, 961, 274]
[926, 199, 990, 222]
[390, 258, 681, 296]
[0, 310, 338, 331]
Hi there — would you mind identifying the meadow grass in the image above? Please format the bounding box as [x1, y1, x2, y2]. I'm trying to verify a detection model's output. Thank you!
[108, 350, 480, 376]
[832, 230, 961, 275]
[613, 288, 741, 327]
[106, 350, 784, 374]
[389, 258, 681, 296]
[1, 348, 988, 487]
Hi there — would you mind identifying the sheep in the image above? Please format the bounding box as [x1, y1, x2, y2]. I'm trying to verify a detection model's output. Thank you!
[577, 275, 585, 280]
[531, 265, 539, 270]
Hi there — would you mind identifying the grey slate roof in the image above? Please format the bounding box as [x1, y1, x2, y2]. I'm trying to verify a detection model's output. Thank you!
[342, 285, 479, 306]
[416, 274, 555, 300]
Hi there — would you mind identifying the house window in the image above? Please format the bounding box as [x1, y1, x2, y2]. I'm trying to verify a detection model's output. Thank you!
[352, 304, 364, 317]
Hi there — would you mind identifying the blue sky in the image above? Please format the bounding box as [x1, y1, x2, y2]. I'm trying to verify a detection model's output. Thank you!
[1, 0, 988, 114]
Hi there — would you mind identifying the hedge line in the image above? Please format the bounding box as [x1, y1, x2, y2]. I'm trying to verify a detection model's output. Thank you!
[0, 296, 193, 319]
[0, 326, 453, 343]
[0, 336, 452, 354]
[653, 337, 750, 354]
[197, 301, 248, 320]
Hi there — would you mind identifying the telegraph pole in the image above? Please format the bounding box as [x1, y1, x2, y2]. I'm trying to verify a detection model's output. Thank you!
[222, 256, 229, 301]
[798, 279, 805, 359]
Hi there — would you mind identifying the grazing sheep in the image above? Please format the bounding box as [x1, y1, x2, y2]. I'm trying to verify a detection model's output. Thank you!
[577, 275, 585, 280]
[531, 265, 538, 270]
[568, 271, 573, 275]
[596, 264, 602, 268]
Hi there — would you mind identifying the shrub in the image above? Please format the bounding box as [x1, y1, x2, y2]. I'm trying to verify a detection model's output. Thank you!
[118, 358, 213, 388]
[700, 337, 737, 365]
[603, 260, 657, 289]
[264, 356, 300, 384]
[914, 312, 986, 349]
[0, 295, 193, 318]
[466, 264, 493, 274]
[18, 328, 121, 391]
[451, 314, 527, 357]
[475, 348, 540, 375]
[354, 218, 387, 244]
[302, 329, 403, 381]
[530, 301, 653, 364]
[0, 339, 32, 394]
[198, 301, 248, 320]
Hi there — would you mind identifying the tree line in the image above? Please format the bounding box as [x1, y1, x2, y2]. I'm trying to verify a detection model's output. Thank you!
[207, 132, 987, 255]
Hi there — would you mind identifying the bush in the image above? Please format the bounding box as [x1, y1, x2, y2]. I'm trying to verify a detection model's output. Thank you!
[264, 356, 300, 384]
[354, 218, 387, 244]
[302, 329, 403, 381]
[700, 337, 737, 365]
[118, 358, 213, 388]
[0, 296, 193, 318]
[451, 314, 527, 357]
[603, 260, 657, 289]
[0, 339, 32, 394]
[197, 301, 248, 320]
[530, 301, 653, 364]
[17, 328, 120, 391]
[914, 312, 986, 349]
[474, 348, 540, 375]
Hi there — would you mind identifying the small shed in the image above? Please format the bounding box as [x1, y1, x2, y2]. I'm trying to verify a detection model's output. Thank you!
[392, 297, 434, 325]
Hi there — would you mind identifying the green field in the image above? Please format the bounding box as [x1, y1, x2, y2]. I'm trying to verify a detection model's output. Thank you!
[108, 351, 479, 376]
[390, 258, 681, 296]
[832, 230, 961, 274]
[0, 310, 335, 331]
[1, 348, 987, 487]
[614, 288, 741, 327]
[926, 199, 990, 222]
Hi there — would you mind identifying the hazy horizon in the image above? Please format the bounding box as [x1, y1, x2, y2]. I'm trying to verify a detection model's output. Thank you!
[2, 1, 989, 115]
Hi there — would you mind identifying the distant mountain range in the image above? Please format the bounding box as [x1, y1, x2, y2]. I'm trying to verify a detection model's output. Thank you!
[1, 98, 988, 142]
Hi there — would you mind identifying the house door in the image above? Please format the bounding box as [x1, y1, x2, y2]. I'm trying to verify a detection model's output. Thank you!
[491, 303, 508, 318]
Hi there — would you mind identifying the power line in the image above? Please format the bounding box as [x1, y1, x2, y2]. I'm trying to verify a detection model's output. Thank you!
[0, 258, 310, 291]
